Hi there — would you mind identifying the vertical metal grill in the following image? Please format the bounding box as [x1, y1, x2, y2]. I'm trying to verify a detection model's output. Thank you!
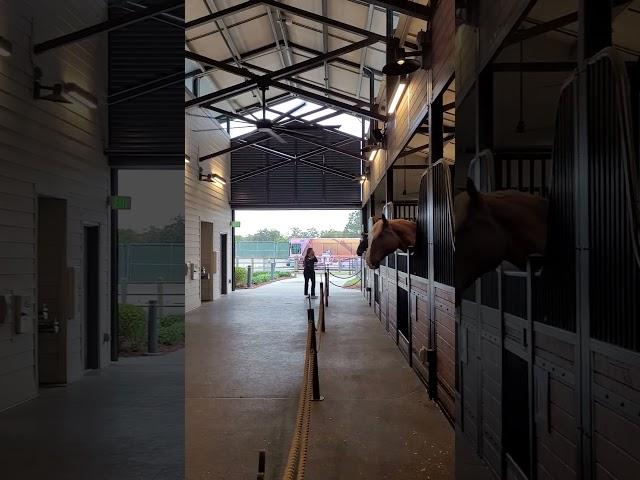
[587, 53, 640, 351]
[413, 172, 429, 278]
[539, 81, 577, 331]
[433, 164, 455, 286]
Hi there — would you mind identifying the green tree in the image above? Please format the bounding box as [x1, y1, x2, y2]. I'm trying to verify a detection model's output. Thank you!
[343, 210, 362, 237]
[245, 229, 287, 242]
[320, 229, 345, 238]
[118, 215, 184, 244]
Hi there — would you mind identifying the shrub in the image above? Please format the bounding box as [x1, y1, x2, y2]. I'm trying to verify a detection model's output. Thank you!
[119, 303, 146, 350]
[159, 314, 185, 345]
[235, 266, 247, 286]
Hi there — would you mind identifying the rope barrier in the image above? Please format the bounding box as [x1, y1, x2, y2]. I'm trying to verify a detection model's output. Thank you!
[328, 270, 361, 279]
[328, 278, 360, 288]
[282, 319, 312, 480]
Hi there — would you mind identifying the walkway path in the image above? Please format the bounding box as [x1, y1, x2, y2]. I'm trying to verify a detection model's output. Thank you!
[0, 351, 184, 480]
[186, 275, 453, 479]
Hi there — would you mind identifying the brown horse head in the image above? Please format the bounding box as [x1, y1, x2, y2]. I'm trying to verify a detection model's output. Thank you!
[366, 215, 417, 269]
[455, 178, 548, 297]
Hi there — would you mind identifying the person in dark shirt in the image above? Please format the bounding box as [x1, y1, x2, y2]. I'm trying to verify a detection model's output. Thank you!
[303, 248, 318, 298]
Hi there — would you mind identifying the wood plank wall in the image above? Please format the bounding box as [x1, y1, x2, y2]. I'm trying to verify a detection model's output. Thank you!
[184, 110, 232, 312]
[0, 0, 109, 411]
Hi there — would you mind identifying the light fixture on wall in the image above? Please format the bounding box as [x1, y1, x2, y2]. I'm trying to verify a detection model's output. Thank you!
[0, 36, 13, 57]
[198, 167, 226, 186]
[382, 33, 429, 76]
[33, 67, 98, 108]
[361, 126, 384, 162]
[388, 78, 407, 114]
[63, 82, 98, 109]
[185, 154, 191, 164]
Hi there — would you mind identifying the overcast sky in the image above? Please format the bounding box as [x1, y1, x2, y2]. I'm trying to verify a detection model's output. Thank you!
[235, 210, 356, 236]
[117, 170, 183, 231]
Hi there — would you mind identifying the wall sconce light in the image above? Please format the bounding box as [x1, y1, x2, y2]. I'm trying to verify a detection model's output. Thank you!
[358, 174, 367, 185]
[388, 78, 407, 114]
[33, 67, 98, 109]
[185, 154, 191, 164]
[383, 35, 428, 76]
[361, 126, 385, 162]
[199, 167, 226, 186]
[0, 36, 13, 57]
[63, 82, 98, 109]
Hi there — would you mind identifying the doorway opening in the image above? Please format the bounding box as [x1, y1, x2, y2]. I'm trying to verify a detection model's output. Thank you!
[84, 226, 100, 369]
[200, 222, 213, 302]
[220, 233, 228, 295]
[397, 286, 409, 341]
[37, 197, 68, 385]
[503, 350, 531, 477]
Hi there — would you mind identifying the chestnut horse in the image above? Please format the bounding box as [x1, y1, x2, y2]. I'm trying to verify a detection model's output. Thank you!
[454, 178, 548, 296]
[364, 179, 548, 299]
[365, 216, 417, 269]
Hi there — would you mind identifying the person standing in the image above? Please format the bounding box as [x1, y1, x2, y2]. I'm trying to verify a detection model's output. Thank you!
[303, 248, 318, 298]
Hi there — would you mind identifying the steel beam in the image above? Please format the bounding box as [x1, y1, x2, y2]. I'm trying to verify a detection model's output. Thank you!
[34, 0, 184, 54]
[108, 70, 185, 105]
[232, 158, 295, 183]
[262, 0, 387, 43]
[115, 2, 183, 29]
[186, 0, 260, 30]
[270, 80, 385, 121]
[289, 42, 383, 77]
[199, 135, 272, 161]
[322, 0, 330, 94]
[365, 0, 431, 21]
[185, 38, 377, 108]
[297, 158, 356, 180]
[203, 105, 258, 124]
[190, 52, 370, 109]
[276, 130, 364, 161]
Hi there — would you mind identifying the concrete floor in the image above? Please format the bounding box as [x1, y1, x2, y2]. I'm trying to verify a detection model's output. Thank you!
[186, 275, 454, 479]
[0, 351, 184, 480]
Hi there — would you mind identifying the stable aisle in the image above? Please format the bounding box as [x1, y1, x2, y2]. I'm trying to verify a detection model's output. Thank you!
[186, 276, 453, 479]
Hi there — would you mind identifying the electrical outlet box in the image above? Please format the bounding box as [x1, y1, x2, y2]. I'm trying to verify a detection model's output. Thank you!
[13, 295, 33, 334]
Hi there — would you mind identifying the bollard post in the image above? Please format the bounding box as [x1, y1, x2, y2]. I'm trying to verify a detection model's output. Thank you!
[308, 314, 324, 401]
[247, 265, 253, 288]
[308, 307, 316, 333]
[324, 270, 329, 307]
[319, 282, 325, 332]
[270, 260, 275, 280]
[256, 450, 265, 480]
[147, 300, 158, 354]
[325, 268, 329, 297]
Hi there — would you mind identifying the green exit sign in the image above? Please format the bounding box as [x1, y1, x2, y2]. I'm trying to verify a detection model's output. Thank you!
[110, 196, 131, 210]
[230, 221, 241, 228]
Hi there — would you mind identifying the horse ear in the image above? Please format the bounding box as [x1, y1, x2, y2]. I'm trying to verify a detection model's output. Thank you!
[466, 177, 483, 210]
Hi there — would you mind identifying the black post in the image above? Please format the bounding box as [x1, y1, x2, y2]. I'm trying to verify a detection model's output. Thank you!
[147, 300, 158, 354]
[319, 282, 325, 332]
[110, 168, 119, 361]
[256, 450, 265, 480]
[325, 269, 329, 302]
[247, 265, 253, 288]
[308, 314, 324, 401]
[231, 210, 236, 291]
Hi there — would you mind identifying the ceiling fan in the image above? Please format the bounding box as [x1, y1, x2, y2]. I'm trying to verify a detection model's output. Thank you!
[199, 88, 341, 141]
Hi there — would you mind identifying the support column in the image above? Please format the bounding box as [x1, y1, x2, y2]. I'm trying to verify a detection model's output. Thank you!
[575, 2, 612, 478]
